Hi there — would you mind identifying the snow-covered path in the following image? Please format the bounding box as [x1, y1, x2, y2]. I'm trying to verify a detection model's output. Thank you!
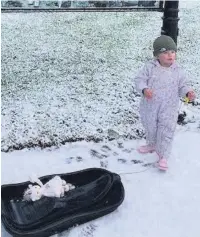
[2, 130, 200, 237]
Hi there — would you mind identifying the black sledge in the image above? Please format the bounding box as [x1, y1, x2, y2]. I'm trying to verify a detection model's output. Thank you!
[1, 168, 125, 237]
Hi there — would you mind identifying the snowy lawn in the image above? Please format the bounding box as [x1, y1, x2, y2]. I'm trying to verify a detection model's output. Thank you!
[1, 1, 200, 152]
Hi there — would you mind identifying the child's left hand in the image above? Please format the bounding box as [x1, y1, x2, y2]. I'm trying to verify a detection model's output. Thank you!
[187, 90, 196, 101]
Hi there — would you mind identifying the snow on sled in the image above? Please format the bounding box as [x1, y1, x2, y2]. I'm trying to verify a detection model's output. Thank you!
[1, 168, 125, 237]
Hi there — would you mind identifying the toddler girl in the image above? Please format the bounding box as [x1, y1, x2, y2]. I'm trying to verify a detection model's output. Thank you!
[135, 35, 195, 170]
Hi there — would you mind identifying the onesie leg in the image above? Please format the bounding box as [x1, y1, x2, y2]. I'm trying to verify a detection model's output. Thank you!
[140, 101, 158, 146]
[156, 106, 178, 159]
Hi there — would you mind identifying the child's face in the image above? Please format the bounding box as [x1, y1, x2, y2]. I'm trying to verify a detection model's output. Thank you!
[157, 50, 176, 67]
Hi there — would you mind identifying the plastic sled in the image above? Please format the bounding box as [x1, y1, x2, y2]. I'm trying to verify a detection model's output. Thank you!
[1, 168, 125, 237]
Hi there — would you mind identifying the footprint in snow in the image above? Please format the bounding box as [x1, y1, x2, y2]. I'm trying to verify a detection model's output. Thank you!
[90, 149, 108, 159]
[100, 145, 111, 153]
[117, 142, 124, 149]
[131, 159, 143, 164]
[65, 156, 83, 164]
[122, 149, 132, 153]
[118, 159, 143, 165]
[65, 157, 74, 164]
[117, 158, 127, 164]
[142, 162, 155, 167]
[76, 156, 83, 162]
[100, 160, 108, 168]
[78, 223, 97, 237]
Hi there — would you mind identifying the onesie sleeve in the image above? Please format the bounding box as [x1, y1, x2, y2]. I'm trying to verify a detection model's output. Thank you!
[134, 63, 150, 95]
[178, 68, 191, 98]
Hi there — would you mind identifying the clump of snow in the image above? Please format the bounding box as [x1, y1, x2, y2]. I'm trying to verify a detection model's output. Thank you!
[1, 2, 200, 152]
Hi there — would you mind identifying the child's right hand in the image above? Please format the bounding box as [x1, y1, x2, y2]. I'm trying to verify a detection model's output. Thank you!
[143, 88, 153, 99]
[187, 91, 196, 102]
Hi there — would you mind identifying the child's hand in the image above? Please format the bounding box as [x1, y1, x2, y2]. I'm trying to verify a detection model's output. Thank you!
[143, 88, 153, 99]
[187, 91, 196, 101]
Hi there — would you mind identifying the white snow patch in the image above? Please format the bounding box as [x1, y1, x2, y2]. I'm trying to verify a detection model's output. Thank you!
[1, 130, 200, 237]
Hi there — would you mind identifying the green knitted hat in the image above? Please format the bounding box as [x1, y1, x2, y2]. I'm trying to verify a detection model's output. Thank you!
[153, 35, 177, 56]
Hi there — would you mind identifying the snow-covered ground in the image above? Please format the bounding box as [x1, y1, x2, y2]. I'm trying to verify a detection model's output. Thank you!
[1, 1, 200, 152]
[2, 130, 200, 237]
[1, 1, 200, 237]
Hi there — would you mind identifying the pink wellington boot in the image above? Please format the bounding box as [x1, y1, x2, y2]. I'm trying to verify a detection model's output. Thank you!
[137, 145, 155, 154]
[158, 158, 168, 171]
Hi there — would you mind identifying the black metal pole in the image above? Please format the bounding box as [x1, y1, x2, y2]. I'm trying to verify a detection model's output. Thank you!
[161, 0, 179, 44]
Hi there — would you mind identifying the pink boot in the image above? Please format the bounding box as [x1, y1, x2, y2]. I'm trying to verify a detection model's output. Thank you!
[158, 158, 168, 171]
[137, 145, 155, 154]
